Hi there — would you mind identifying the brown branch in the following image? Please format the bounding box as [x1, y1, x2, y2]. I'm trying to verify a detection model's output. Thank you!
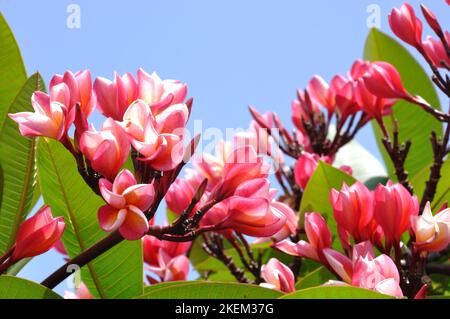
[426, 263, 450, 276]
[202, 233, 253, 284]
[379, 120, 414, 194]
[419, 126, 450, 212]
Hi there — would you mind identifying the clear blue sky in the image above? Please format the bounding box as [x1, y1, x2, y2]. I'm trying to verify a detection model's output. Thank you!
[1, 0, 448, 295]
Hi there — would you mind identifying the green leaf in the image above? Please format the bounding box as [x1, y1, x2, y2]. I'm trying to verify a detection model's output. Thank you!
[5, 257, 31, 276]
[0, 73, 44, 253]
[364, 28, 442, 179]
[141, 281, 201, 295]
[135, 281, 283, 299]
[36, 138, 143, 299]
[0, 276, 61, 299]
[280, 286, 393, 299]
[0, 13, 27, 130]
[295, 266, 335, 290]
[410, 160, 450, 211]
[299, 162, 356, 247]
[364, 176, 389, 190]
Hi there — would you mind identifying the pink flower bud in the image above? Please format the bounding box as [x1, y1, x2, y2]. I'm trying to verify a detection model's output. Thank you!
[294, 152, 319, 189]
[165, 178, 197, 215]
[354, 79, 395, 122]
[363, 62, 410, 99]
[307, 75, 347, 114]
[420, 4, 443, 36]
[411, 202, 450, 253]
[291, 89, 319, 135]
[98, 169, 154, 240]
[260, 258, 295, 293]
[79, 118, 131, 179]
[12, 206, 65, 261]
[374, 181, 418, 249]
[94, 72, 137, 120]
[50, 70, 95, 118]
[422, 33, 450, 69]
[389, 3, 423, 48]
[275, 212, 332, 265]
[330, 182, 375, 244]
[9, 92, 68, 140]
[253, 201, 298, 243]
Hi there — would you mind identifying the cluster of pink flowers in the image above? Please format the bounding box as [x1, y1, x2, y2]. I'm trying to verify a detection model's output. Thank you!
[166, 141, 297, 240]
[266, 181, 450, 297]
[3, 1, 448, 300]
[143, 235, 191, 283]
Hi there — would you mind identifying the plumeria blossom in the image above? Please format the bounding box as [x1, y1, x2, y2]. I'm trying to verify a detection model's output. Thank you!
[79, 118, 131, 180]
[9, 92, 68, 140]
[373, 181, 419, 250]
[324, 241, 403, 298]
[307, 75, 347, 114]
[260, 258, 295, 293]
[50, 70, 95, 118]
[204, 178, 287, 237]
[192, 140, 233, 191]
[12, 206, 65, 261]
[94, 71, 138, 120]
[98, 170, 154, 240]
[93, 68, 187, 121]
[143, 235, 190, 283]
[212, 145, 270, 200]
[275, 212, 332, 265]
[121, 99, 186, 171]
[137, 68, 187, 115]
[411, 202, 450, 253]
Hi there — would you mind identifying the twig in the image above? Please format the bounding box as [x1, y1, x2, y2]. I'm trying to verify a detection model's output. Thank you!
[202, 234, 253, 284]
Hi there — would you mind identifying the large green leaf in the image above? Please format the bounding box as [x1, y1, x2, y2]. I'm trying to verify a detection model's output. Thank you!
[295, 266, 335, 290]
[135, 281, 283, 299]
[299, 162, 356, 248]
[411, 160, 450, 211]
[140, 281, 201, 295]
[0, 73, 43, 253]
[0, 276, 61, 299]
[0, 13, 27, 129]
[36, 138, 143, 298]
[280, 286, 393, 299]
[364, 28, 442, 179]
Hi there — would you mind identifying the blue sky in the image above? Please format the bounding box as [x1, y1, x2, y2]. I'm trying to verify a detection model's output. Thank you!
[1, 0, 448, 295]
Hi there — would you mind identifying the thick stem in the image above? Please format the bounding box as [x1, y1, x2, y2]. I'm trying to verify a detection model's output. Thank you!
[41, 231, 123, 289]
[426, 263, 450, 276]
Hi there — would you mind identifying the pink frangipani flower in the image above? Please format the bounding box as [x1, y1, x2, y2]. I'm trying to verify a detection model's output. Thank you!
[98, 169, 154, 240]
